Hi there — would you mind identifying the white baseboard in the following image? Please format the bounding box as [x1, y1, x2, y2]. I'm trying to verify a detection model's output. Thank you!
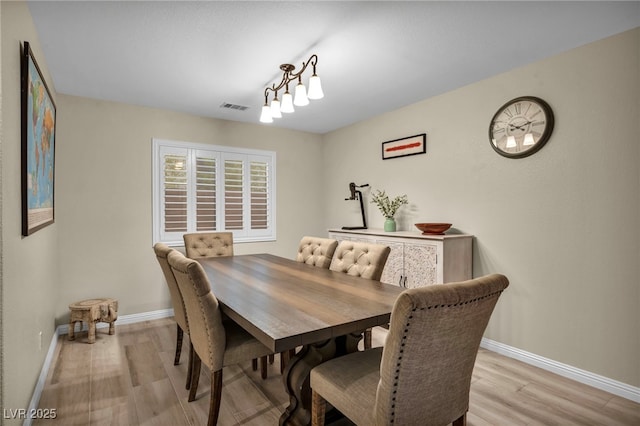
[24, 308, 174, 426]
[481, 337, 640, 403]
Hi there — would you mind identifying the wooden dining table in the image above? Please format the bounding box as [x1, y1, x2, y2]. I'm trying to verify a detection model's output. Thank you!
[197, 253, 403, 426]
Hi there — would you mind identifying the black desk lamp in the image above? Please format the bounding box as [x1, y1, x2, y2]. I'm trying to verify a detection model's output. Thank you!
[342, 182, 369, 230]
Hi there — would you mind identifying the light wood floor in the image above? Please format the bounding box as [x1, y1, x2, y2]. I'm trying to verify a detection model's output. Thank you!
[36, 317, 639, 425]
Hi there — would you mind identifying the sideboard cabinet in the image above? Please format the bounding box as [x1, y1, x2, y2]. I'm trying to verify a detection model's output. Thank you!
[328, 229, 473, 288]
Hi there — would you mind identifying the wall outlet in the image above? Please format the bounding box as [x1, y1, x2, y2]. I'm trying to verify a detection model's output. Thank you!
[39, 331, 43, 351]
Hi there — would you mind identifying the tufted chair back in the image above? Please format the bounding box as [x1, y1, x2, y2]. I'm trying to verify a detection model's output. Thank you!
[183, 232, 234, 259]
[296, 236, 339, 269]
[329, 241, 390, 281]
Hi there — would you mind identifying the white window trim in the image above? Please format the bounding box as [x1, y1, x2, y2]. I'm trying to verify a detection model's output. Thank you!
[152, 138, 276, 246]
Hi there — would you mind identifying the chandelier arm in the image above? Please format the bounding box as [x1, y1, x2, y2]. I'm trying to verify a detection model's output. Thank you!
[262, 54, 319, 103]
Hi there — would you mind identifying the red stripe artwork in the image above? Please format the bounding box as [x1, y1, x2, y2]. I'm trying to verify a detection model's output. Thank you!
[381, 134, 426, 160]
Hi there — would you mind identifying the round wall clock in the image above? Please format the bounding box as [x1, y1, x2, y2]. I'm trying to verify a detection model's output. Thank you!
[489, 96, 554, 158]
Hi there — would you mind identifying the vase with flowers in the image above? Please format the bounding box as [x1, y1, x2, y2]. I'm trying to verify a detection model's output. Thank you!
[370, 189, 409, 232]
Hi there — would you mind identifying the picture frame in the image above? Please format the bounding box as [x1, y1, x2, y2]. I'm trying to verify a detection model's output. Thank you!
[382, 133, 426, 160]
[21, 41, 56, 236]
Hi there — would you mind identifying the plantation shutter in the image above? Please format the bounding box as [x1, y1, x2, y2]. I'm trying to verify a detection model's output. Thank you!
[223, 156, 244, 231]
[194, 151, 217, 231]
[153, 139, 275, 245]
[160, 146, 188, 241]
[249, 156, 271, 234]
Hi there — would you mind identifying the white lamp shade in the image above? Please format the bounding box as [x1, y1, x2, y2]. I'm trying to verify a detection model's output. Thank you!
[294, 83, 309, 106]
[505, 135, 517, 148]
[523, 133, 535, 146]
[281, 92, 295, 113]
[270, 99, 282, 118]
[259, 105, 273, 123]
[307, 75, 324, 100]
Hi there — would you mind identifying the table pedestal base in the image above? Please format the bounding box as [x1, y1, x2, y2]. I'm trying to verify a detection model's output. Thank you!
[279, 333, 361, 426]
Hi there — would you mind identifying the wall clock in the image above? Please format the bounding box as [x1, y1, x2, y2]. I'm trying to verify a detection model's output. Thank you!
[489, 96, 554, 158]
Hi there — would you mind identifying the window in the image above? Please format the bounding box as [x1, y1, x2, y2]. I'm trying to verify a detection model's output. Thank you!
[152, 139, 276, 245]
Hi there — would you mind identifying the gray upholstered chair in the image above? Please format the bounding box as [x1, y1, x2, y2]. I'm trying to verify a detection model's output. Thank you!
[183, 231, 234, 259]
[167, 250, 273, 426]
[310, 274, 509, 426]
[296, 236, 339, 269]
[329, 240, 391, 348]
[153, 242, 193, 390]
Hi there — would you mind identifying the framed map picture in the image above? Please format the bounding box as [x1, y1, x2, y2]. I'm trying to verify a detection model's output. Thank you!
[21, 41, 56, 236]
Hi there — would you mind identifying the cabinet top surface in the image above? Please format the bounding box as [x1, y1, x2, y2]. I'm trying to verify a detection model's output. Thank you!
[328, 228, 473, 241]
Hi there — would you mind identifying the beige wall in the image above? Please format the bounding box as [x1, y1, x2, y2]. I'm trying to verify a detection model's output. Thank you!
[322, 28, 640, 387]
[1, 0, 60, 419]
[55, 96, 324, 321]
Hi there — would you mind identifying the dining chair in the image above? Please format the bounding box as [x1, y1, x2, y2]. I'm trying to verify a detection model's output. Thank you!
[309, 274, 509, 426]
[183, 231, 234, 259]
[296, 236, 339, 269]
[183, 231, 271, 378]
[329, 240, 391, 349]
[153, 242, 193, 390]
[167, 250, 273, 426]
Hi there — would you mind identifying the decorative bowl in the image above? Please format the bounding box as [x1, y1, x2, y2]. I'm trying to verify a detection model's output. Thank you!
[415, 223, 452, 235]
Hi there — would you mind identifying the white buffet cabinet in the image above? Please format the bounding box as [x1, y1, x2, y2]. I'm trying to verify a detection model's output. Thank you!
[328, 228, 473, 288]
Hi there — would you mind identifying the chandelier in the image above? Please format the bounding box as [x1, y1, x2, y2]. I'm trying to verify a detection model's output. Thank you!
[260, 54, 324, 123]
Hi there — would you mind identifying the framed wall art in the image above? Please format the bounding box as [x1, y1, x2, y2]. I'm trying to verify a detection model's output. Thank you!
[382, 133, 426, 160]
[21, 41, 56, 236]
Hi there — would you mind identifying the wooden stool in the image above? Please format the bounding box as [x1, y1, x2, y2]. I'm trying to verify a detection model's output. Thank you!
[68, 298, 118, 343]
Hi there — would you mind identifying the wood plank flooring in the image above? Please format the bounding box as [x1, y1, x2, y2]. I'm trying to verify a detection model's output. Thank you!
[36, 317, 639, 425]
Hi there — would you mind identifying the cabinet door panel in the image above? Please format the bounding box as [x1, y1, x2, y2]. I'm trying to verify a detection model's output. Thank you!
[378, 240, 404, 286]
[404, 242, 438, 288]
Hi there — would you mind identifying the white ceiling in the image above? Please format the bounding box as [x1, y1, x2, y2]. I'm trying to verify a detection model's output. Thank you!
[27, 1, 640, 134]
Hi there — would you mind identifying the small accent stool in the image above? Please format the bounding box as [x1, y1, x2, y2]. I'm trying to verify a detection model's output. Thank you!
[68, 298, 118, 344]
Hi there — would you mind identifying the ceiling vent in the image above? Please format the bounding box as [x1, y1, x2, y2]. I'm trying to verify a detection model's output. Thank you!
[220, 102, 249, 111]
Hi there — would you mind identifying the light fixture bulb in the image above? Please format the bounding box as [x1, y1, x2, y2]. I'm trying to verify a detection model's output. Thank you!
[523, 133, 535, 146]
[307, 74, 324, 100]
[281, 92, 295, 113]
[270, 99, 282, 118]
[294, 83, 309, 106]
[259, 105, 273, 123]
[506, 135, 517, 148]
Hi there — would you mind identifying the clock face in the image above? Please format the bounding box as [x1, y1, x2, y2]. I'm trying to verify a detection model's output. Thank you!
[489, 96, 554, 158]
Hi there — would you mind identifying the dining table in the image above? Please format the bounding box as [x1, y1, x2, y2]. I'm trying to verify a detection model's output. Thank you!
[197, 253, 404, 426]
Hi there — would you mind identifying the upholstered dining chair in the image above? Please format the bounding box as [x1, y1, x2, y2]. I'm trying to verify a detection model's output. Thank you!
[296, 236, 339, 269]
[329, 240, 391, 349]
[309, 274, 509, 426]
[183, 231, 271, 378]
[167, 250, 273, 426]
[153, 242, 193, 390]
[183, 231, 234, 259]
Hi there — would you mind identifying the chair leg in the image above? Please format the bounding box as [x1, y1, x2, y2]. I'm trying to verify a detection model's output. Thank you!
[280, 349, 297, 374]
[311, 390, 326, 426]
[452, 413, 467, 426]
[268, 354, 275, 364]
[252, 358, 258, 371]
[185, 342, 194, 390]
[188, 352, 202, 402]
[208, 370, 223, 426]
[260, 356, 268, 379]
[174, 324, 184, 365]
[364, 328, 372, 349]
